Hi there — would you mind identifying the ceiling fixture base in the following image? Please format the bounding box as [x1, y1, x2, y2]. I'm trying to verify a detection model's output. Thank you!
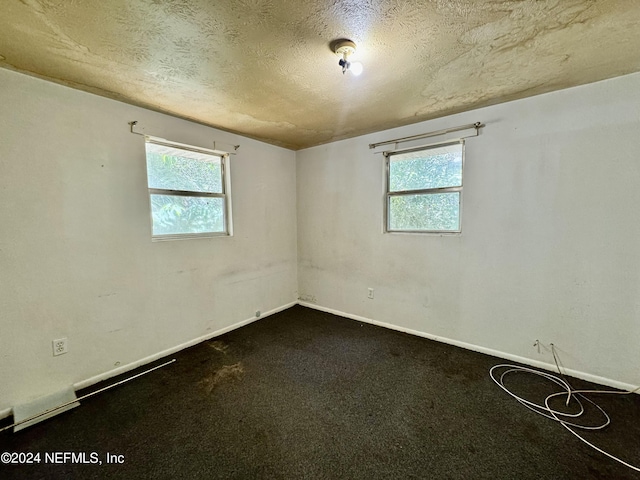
[334, 40, 356, 57]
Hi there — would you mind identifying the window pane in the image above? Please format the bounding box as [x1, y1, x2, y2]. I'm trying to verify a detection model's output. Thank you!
[146, 142, 222, 193]
[389, 143, 462, 192]
[389, 193, 460, 231]
[150, 195, 225, 236]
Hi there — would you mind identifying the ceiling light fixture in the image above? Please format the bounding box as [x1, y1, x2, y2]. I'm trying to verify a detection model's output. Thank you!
[334, 39, 363, 76]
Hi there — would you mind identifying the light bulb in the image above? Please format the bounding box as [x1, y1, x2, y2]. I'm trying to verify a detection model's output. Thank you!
[350, 61, 363, 76]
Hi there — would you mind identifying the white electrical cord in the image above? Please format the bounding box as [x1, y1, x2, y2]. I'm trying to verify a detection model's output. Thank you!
[490, 347, 640, 473]
[0, 359, 176, 433]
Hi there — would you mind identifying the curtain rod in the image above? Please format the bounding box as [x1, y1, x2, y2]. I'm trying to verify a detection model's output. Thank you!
[369, 122, 484, 150]
[128, 121, 239, 153]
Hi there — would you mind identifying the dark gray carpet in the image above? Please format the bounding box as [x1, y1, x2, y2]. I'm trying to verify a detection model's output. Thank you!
[1, 305, 639, 479]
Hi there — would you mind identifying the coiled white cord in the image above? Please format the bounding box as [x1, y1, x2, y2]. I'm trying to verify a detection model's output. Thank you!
[489, 347, 640, 473]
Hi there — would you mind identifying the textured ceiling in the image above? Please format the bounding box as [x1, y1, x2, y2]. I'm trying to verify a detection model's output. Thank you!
[2, 0, 640, 150]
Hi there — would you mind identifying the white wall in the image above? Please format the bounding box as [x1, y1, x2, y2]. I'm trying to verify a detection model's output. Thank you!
[2, 66, 639, 416]
[297, 72, 640, 389]
[0, 68, 298, 412]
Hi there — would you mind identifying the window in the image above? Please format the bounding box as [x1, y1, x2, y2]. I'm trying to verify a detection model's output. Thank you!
[144, 139, 231, 240]
[385, 140, 463, 233]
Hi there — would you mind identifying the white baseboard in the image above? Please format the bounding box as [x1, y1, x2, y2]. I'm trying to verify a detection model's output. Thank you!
[298, 302, 639, 393]
[75, 301, 297, 391]
[0, 301, 297, 422]
[1, 298, 634, 424]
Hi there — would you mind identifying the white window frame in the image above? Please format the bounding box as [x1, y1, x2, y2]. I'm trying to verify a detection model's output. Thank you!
[384, 139, 464, 234]
[145, 138, 232, 241]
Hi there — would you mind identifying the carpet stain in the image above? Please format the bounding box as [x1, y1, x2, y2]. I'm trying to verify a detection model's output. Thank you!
[586, 465, 612, 479]
[201, 363, 244, 393]
[439, 357, 485, 382]
[521, 420, 542, 445]
[209, 340, 229, 354]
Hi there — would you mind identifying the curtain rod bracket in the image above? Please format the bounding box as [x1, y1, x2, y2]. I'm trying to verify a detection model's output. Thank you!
[129, 120, 146, 137]
[213, 141, 240, 153]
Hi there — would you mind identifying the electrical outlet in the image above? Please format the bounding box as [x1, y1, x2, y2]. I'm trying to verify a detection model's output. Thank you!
[52, 338, 68, 356]
[367, 288, 374, 299]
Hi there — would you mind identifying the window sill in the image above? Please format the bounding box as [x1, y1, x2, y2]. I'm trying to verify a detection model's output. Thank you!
[384, 230, 461, 237]
[152, 232, 230, 242]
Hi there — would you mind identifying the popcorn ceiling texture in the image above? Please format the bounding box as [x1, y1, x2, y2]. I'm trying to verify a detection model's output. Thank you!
[2, 0, 640, 149]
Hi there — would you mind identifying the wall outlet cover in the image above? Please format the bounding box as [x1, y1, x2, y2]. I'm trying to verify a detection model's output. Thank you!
[52, 338, 68, 356]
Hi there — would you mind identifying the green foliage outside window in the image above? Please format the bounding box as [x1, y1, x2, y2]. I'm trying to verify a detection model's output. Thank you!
[150, 194, 224, 235]
[146, 150, 222, 192]
[389, 193, 460, 231]
[145, 142, 227, 237]
[387, 143, 462, 232]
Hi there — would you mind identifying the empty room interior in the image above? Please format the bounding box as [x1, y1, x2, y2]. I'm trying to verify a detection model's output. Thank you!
[1, 0, 640, 478]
